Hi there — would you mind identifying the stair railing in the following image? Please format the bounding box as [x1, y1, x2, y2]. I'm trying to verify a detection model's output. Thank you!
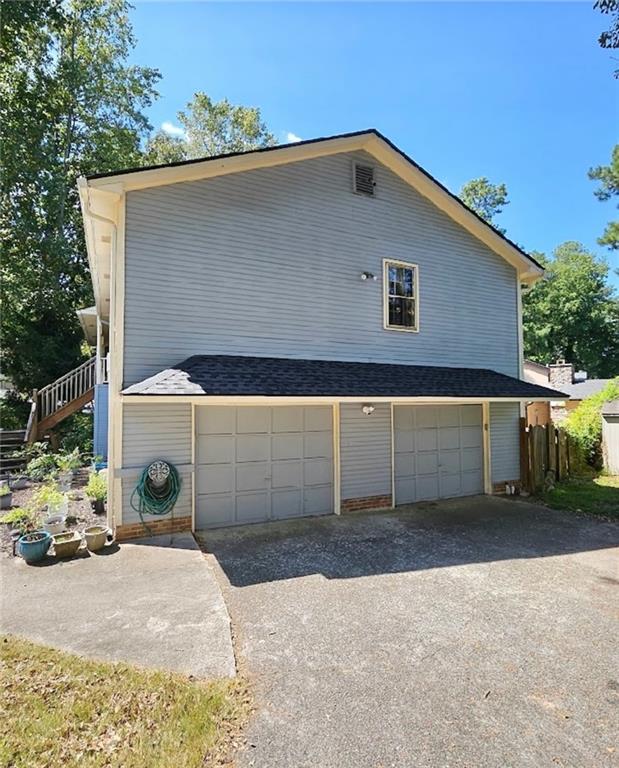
[37, 357, 97, 422]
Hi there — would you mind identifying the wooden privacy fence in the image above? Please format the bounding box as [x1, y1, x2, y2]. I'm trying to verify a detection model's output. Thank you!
[519, 417, 571, 493]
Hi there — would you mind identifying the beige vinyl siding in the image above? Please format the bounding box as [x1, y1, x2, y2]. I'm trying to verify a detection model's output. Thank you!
[123, 150, 519, 388]
[490, 402, 520, 483]
[121, 403, 193, 525]
[339, 403, 392, 500]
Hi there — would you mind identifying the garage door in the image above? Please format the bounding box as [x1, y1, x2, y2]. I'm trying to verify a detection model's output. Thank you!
[196, 406, 333, 528]
[394, 405, 483, 504]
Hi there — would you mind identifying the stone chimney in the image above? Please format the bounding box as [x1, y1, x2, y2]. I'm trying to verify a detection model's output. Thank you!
[548, 359, 574, 388]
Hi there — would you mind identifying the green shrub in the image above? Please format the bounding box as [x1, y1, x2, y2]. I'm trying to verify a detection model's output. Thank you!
[33, 484, 66, 511]
[564, 378, 619, 467]
[26, 453, 58, 481]
[85, 471, 107, 501]
[1, 507, 33, 527]
[55, 447, 82, 472]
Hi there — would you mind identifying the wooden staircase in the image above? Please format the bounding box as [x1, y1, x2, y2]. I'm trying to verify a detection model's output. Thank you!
[27, 357, 96, 443]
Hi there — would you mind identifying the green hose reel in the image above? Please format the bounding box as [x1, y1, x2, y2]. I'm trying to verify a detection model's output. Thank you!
[130, 460, 181, 535]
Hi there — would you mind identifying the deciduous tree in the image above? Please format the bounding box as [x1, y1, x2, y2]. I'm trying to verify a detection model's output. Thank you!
[0, 0, 159, 395]
[522, 242, 619, 377]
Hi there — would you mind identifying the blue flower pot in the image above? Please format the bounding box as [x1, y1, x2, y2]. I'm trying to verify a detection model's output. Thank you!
[18, 530, 52, 564]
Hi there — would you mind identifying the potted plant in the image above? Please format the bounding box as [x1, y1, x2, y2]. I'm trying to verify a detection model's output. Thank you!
[0, 484, 13, 510]
[84, 525, 108, 552]
[34, 484, 68, 532]
[52, 530, 82, 558]
[18, 530, 52, 564]
[1, 507, 31, 529]
[85, 471, 107, 515]
[9, 474, 29, 491]
[56, 448, 81, 492]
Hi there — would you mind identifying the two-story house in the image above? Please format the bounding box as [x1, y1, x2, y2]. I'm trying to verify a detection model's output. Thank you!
[77, 129, 561, 541]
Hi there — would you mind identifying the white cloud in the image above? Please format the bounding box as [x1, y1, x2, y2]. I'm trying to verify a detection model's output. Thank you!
[161, 121, 186, 139]
[286, 132, 302, 143]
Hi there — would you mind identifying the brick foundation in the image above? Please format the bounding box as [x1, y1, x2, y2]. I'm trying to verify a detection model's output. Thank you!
[115, 515, 192, 542]
[341, 494, 392, 513]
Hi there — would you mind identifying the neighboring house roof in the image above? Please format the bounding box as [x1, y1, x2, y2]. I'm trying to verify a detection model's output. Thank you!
[122, 355, 565, 400]
[523, 359, 549, 374]
[602, 400, 619, 416]
[79, 130, 544, 323]
[559, 379, 613, 400]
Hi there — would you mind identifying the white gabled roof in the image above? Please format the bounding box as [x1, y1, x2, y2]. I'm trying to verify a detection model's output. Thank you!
[78, 129, 545, 318]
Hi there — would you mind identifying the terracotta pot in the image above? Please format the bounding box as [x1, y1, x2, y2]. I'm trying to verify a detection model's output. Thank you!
[53, 530, 82, 558]
[84, 525, 108, 552]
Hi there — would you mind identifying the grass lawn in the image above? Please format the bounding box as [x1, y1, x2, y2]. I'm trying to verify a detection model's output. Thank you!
[1, 635, 249, 768]
[540, 475, 619, 520]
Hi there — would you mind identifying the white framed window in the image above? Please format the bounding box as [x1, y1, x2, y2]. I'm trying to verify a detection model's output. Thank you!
[383, 259, 419, 332]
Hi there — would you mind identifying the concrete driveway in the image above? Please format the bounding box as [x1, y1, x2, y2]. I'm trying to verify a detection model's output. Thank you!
[203, 496, 619, 768]
[1, 533, 235, 678]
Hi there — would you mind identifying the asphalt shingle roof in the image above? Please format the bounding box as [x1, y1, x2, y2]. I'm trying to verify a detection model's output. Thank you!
[122, 355, 566, 400]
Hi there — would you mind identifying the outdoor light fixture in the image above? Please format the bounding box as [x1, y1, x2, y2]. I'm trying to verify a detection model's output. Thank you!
[360, 271, 377, 281]
[361, 404, 375, 415]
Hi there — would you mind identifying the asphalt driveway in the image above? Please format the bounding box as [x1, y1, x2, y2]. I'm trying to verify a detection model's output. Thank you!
[203, 496, 619, 768]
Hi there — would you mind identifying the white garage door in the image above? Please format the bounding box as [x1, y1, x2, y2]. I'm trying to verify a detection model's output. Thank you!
[394, 405, 484, 504]
[196, 406, 333, 528]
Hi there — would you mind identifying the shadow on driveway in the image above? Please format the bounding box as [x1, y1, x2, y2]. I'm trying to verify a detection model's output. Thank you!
[201, 495, 619, 587]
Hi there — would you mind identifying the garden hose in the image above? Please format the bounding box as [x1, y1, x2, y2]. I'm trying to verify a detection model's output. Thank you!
[130, 460, 181, 536]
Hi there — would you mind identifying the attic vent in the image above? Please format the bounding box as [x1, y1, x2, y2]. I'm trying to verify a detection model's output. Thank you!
[353, 163, 375, 197]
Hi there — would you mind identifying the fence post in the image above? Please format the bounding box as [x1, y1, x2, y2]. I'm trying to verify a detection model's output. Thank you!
[519, 417, 529, 492]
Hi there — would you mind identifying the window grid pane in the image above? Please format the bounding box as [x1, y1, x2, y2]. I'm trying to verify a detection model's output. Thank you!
[385, 261, 417, 329]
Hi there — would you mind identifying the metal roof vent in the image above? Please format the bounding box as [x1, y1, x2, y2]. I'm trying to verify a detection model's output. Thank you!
[353, 163, 376, 197]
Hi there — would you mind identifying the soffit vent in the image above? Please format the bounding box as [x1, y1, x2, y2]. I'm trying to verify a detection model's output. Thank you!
[353, 163, 376, 197]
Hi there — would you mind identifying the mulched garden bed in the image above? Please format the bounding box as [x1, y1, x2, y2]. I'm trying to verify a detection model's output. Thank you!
[0, 469, 106, 556]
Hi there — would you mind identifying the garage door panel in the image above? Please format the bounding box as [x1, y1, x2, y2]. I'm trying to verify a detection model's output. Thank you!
[395, 477, 415, 505]
[272, 434, 303, 460]
[461, 447, 482, 471]
[462, 426, 482, 448]
[236, 462, 269, 492]
[462, 471, 483, 495]
[197, 435, 234, 464]
[236, 493, 269, 523]
[236, 434, 270, 462]
[198, 465, 233, 495]
[439, 451, 461, 474]
[272, 407, 304, 433]
[272, 490, 303, 519]
[304, 458, 332, 486]
[461, 405, 482, 426]
[197, 494, 234, 526]
[416, 407, 438, 429]
[417, 429, 438, 452]
[394, 407, 413, 430]
[394, 429, 414, 453]
[439, 427, 460, 450]
[304, 432, 332, 459]
[304, 406, 332, 431]
[440, 473, 462, 498]
[417, 475, 439, 501]
[417, 452, 439, 475]
[304, 486, 332, 515]
[271, 460, 302, 489]
[394, 452, 415, 477]
[439, 407, 460, 428]
[237, 407, 270, 434]
[198, 406, 234, 435]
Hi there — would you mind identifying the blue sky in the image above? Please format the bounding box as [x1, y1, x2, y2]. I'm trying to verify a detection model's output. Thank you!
[129, 1, 618, 286]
